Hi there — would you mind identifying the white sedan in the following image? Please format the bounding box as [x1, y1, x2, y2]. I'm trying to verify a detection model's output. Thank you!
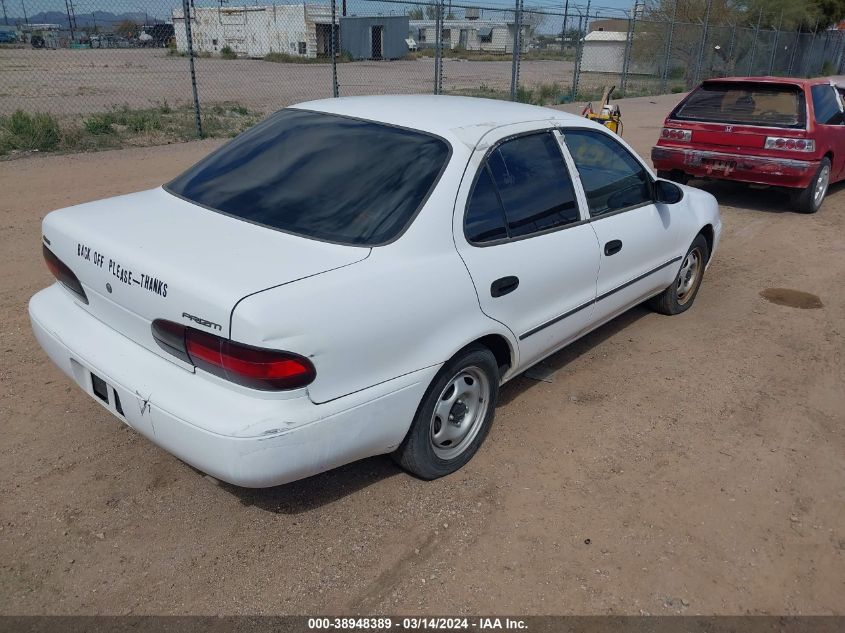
[29, 96, 721, 487]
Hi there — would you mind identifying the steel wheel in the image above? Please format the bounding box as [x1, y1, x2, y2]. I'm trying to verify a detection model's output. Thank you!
[430, 366, 490, 461]
[676, 246, 703, 305]
[814, 163, 830, 207]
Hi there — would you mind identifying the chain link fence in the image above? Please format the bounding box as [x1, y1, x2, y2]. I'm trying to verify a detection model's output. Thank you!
[2, 0, 844, 153]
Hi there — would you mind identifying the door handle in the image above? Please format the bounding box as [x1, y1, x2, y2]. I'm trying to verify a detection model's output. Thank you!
[604, 239, 623, 256]
[491, 276, 519, 298]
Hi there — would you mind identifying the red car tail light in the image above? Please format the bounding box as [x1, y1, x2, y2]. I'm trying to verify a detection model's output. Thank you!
[151, 319, 316, 391]
[660, 127, 692, 142]
[43, 244, 89, 304]
[764, 136, 815, 152]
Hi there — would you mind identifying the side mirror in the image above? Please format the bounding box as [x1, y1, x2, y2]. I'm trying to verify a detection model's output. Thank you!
[654, 179, 683, 204]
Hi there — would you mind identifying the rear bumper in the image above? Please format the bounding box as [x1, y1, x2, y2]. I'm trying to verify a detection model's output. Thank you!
[29, 284, 438, 487]
[652, 146, 817, 189]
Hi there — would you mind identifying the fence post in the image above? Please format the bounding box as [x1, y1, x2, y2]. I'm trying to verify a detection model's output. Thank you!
[182, 0, 202, 138]
[660, 0, 677, 94]
[620, 2, 637, 94]
[802, 19, 820, 76]
[561, 0, 569, 53]
[571, 5, 588, 101]
[510, 0, 523, 101]
[693, 0, 712, 85]
[433, 0, 442, 95]
[747, 7, 762, 75]
[331, 0, 339, 97]
[727, 23, 737, 73]
[787, 28, 799, 75]
[769, 11, 783, 76]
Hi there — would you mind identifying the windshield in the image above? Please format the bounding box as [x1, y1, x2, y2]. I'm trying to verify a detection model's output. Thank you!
[672, 82, 806, 129]
[166, 109, 451, 246]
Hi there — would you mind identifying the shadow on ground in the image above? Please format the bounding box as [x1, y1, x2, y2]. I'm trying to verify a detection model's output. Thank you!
[691, 179, 845, 214]
[222, 305, 652, 513]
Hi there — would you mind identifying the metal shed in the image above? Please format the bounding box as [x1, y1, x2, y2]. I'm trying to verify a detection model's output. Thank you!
[339, 15, 409, 60]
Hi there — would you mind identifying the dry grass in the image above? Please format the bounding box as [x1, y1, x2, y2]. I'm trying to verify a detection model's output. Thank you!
[0, 102, 259, 157]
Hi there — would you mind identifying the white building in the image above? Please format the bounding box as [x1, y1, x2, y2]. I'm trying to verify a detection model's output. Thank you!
[580, 30, 655, 74]
[409, 18, 530, 54]
[172, 4, 334, 58]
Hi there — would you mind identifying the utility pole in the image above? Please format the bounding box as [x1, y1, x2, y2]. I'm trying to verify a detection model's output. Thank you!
[64, 0, 76, 40]
[1, 0, 8, 26]
[21, 0, 28, 25]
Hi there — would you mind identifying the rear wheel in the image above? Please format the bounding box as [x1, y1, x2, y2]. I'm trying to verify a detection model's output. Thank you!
[393, 345, 498, 480]
[646, 234, 709, 316]
[791, 157, 830, 214]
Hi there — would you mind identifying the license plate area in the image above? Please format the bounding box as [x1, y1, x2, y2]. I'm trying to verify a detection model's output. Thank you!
[91, 372, 109, 403]
[90, 371, 125, 418]
[703, 158, 736, 171]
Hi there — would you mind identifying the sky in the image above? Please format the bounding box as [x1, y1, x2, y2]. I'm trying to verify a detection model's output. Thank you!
[7, 0, 638, 23]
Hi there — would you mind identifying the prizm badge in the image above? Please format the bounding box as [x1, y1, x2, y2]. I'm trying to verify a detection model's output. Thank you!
[182, 312, 223, 331]
[724, 125, 733, 132]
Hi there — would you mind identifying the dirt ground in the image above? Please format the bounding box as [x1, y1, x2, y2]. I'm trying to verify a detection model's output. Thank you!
[1, 92, 843, 616]
[0, 48, 584, 115]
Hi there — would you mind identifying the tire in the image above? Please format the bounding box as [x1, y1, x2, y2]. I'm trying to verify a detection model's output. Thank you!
[790, 157, 830, 214]
[646, 234, 710, 316]
[393, 345, 499, 480]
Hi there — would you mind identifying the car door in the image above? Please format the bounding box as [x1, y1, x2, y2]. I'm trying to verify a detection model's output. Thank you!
[454, 128, 601, 371]
[560, 127, 682, 326]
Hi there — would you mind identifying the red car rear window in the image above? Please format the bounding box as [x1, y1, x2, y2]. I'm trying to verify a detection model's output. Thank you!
[672, 81, 806, 129]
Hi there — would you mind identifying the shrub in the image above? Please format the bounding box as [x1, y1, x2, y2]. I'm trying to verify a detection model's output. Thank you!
[0, 110, 62, 152]
[84, 113, 116, 135]
[820, 60, 835, 76]
[220, 45, 237, 60]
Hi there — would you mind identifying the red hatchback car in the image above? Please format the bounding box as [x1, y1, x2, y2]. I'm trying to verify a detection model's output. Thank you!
[651, 77, 845, 213]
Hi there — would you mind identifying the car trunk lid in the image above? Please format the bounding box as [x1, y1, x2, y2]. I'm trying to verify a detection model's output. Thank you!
[42, 187, 369, 365]
[665, 120, 805, 150]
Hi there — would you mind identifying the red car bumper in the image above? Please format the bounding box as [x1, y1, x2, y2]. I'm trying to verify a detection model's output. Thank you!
[651, 146, 818, 189]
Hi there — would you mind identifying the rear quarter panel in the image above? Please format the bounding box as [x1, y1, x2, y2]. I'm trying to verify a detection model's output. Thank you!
[230, 144, 518, 404]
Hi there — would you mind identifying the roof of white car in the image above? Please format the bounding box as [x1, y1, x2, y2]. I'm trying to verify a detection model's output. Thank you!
[292, 95, 587, 146]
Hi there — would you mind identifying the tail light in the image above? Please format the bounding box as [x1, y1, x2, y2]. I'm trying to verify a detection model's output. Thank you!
[764, 137, 815, 152]
[43, 244, 88, 304]
[660, 127, 692, 142]
[151, 319, 315, 391]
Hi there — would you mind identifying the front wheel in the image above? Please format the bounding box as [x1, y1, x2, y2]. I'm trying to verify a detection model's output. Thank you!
[646, 234, 709, 316]
[393, 345, 499, 480]
[791, 157, 830, 214]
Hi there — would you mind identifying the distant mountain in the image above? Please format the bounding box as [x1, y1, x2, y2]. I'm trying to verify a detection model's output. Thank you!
[10, 10, 167, 28]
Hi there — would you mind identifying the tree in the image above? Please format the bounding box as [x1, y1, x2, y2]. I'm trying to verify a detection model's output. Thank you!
[408, 7, 423, 20]
[115, 20, 139, 39]
[815, 0, 845, 26]
[740, 0, 821, 29]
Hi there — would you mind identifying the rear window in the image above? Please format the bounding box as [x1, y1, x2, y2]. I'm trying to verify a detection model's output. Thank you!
[166, 109, 450, 246]
[672, 82, 806, 129]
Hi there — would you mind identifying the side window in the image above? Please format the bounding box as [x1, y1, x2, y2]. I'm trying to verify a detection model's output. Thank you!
[465, 167, 508, 243]
[563, 129, 652, 217]
[486, 132, 580, 238]
[811, 85, 843, 125]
